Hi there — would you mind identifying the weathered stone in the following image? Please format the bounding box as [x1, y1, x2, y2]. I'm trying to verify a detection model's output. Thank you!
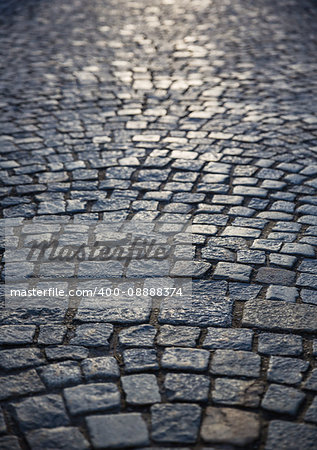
[10, 394, 69, 431]
[0, 325, 35, 345]
[70, 323, 113, 347]
[0, 436, 21, 450]
[201, 407, 260, 446]
[26, 427, 89, 450]
[304, 369, 317, 391]
[170, 261, 211, 278]
[0, 369, 45, 400]
[214, 262, 252, 282]
[123, 348, 159, 372]
[211, 350, 260, 377]
[38, 361, 82, 388]
[262, 384, 305, 415]
[212, 378, 264, 407]
[151, 403, 201, 443]
[118, 325, 156, 348]
[122, 374, 160, 405]
[86, 413, 149, 448]
[45, 346, 89, 361]
[256, 268, 295, 286]
[305, 397, 317, 424]
[242, 300, 317, 333]
[161, 348, 209, 372]
[258, 333, 303, 356]
[81, 357, 120, 381]
[265, 420, 317, 450]
[0, 348, 44, 370]
[165, 373, 210, 402]
[159, 298, 232, 327]
[156, 325, 200, 347]
[64, 383, 120, 415]
[267, 356, 309, 385]
[229, 282, 262, 300]
[266, 285, 298, 302]
[203, 328, 253, 350]
[37, 325, 67, 344]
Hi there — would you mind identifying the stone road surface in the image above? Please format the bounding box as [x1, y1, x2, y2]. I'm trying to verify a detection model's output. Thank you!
[1, 0, 317, 448]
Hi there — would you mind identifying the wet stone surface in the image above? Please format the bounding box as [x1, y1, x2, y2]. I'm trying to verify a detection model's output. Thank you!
[0, 0, 317, 447]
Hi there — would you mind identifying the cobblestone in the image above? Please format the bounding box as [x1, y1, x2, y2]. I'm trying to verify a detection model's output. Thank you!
[243, 300, 317, 332]
[267, 356, 309, 385]
[210, 350, 261, 378]
[37, 361, 82, 388]
[86, 413, 149, 448]
[164, 373, 210, 403]
[123, 349, 159, 373]
[0, 369, 45, 400]
[64, 383, 120, 415]
[201, 407, 260, 446]
[212, 378, 264, 407]
[161, 348, 210, 372]
[258, 333, 303, 356]
[26, 427, 89, 450]
[156, 325, 200, 347]
[151, 403, 201, 444]
[45, 346, 89, 361]
[262, 384, 305, 415]
[122, 374, 160, 405]
[0, 325, 36, 344]
[202, 328, 253, 350]
[266, 421, 317, 450]
[81, 357, 120, 381]
[10, 394, 69, 431]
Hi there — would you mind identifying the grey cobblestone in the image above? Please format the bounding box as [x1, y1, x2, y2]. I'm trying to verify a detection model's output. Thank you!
[0, 325, 36, 345]
[69, 323, 113, 347]
[243, 300, 317, 332]
[161, 348, 210, 372]
[37, 361, 82, 388]
[64, 383, 120, 415]
[123, 349, 159, 373]
[265, 421, 317, 450]
[202, 328, 253, 351]
[258, 333, 303, 356]
[156, 325, 200, 347]
[118, 325, 156, 348]
[86, 413, 149, 448]
[210, 350, 260, 378]
[212, 378, 264, 407]
[262, 384, 305, 415]
[164, 373, 210, 403]
[0, 369, 45, 400]
[45, 346, 89, 361]
[201, 407, 260, 446]
[0, 436, 21, 450]
[81, 357, 120, 381]
[122, 374, 160, 405]
[304, 369, 317, 391]
[10, 394, 69, 431]
[151, 403, 201, 444]
[267, 356, 309, 385]
[26, 427, 89, 450]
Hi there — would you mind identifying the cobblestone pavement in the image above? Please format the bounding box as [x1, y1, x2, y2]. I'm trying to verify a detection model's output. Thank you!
[1, 0, 317, 448]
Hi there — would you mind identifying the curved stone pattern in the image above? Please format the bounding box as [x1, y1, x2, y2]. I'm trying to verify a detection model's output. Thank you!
[0, 0, 317, 448]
